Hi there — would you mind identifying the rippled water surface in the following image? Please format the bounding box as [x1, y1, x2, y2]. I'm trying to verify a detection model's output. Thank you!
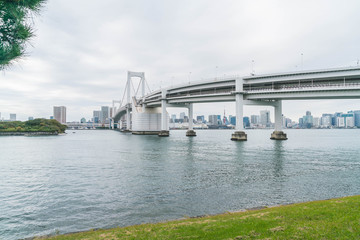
[1, 129, 360, 239]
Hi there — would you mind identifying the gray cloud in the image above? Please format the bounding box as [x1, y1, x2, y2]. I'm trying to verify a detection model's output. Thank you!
[1, 0, 360, 121]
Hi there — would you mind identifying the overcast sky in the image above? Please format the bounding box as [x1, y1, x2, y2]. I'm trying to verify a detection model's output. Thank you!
[1, 0, 360, 122]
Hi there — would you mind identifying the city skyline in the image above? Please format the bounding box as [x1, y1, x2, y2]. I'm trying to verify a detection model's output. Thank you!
[1, 1, 360, 121]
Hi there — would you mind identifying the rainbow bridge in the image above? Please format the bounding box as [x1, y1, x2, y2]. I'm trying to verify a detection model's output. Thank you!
[112, 67, 360, 140]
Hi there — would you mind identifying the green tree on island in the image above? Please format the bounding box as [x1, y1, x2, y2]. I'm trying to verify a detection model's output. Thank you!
[0, 0, 46, 70]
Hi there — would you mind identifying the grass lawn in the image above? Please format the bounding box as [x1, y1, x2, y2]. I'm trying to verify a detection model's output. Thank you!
[36, 195, 360, 239]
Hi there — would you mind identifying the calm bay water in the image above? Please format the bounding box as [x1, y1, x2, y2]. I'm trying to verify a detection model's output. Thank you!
[1, 129, 360, 239]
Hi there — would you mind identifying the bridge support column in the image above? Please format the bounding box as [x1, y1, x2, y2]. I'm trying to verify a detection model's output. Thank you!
[270, 100, 287, 140]
[125, 107, 131, 132]
[186, 103, 196, 137]
[159, 90, 169, 137]
[231, 78, 247, 141]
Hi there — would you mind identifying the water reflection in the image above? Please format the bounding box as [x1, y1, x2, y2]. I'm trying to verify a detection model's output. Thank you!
[271, 140, 285, 178]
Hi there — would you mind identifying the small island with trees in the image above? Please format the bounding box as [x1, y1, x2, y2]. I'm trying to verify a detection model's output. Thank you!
[0, 119, 67, 136]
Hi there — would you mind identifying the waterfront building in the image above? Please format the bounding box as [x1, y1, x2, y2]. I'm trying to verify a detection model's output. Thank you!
[332, 112, 342, 126]
[196, 115, 205, 123]
[351, 110, 360, 127]
[321, 114, 332, 128]
[302, 111, 313, 128]
[53, 106, 66, 124]
[208, 115, 218, 125]
[260, 110, 271, 127]
[10, 113, 16, 121]
[341, 113, 354, 128]
[93, 110, 101, 123]
[180, 112, 185, 120]
[101, 106, 109, 124]
[313, 117, 320, 128]
[243, 117, 250, 128]
[171, 114, 176, 123]
[229, 116, 236, 125]
[299, 118, 304, 128]
[250, 115, 260, 125]
[337, 117, 345, 128]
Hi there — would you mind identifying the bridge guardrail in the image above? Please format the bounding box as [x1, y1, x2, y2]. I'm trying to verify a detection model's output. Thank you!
[246, 82, 360, 93]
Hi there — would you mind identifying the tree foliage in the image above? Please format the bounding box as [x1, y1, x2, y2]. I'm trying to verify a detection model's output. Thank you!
[0, 118, 67, 133]
[0, 0, 45, 70]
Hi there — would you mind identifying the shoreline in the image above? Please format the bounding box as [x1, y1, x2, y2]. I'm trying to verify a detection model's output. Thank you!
[0, 131, 59, 136]
[32, 194, 360, 239]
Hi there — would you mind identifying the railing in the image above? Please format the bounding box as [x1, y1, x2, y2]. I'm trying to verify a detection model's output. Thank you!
[246, 82, 360, 93]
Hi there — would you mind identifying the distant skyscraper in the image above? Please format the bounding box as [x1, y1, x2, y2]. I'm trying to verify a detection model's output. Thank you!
[250, 115, 260, 125]
[208, 115, 218, 125]
[93, 110, 101, 123]
[28, 117, 34, 120]
[180, 112, 185, 120]
[10, 113, 16, 121]
[101, 106, 109, 124]
[53, 106, 66, 124]
[260, 110, 271, 127]
[321, 114, 332, 127]
[171, 114, 176, 123]
[196, 115, 205, 123]
[302, 110, 313, 128]
[354, 110, 360, 127]
[341, 113, 354, 128]
[243, 117, 250, 128]
[230, 116, 236, 125]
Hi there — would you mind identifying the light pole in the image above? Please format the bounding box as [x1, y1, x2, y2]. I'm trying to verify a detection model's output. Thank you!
[251, 60, 255, 75]
[188, 72, 192, 84]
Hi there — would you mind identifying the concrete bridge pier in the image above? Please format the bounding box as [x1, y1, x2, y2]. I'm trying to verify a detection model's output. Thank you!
[186, 103, 196, 137]
[231, 78, 247, 141]
[159, 90, 170, 137]
[271, 100, 288, 140]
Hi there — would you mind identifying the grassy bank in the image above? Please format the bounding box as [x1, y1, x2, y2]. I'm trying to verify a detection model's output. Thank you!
[37, 195, 360, 239]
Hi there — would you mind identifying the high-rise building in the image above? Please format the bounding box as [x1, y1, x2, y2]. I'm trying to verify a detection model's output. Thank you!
[250, 115, 260, 125]
[101, 106, 109, 124]
[28, 117, 34, 120]
[208, 115, 218, 125]
[10, 113, 16, 121]
[341, 113, 354, 128]
[171, 114, 176, 123]
[313, 117, 320, 127]
[337, 117, 345, 127]
[93, 110, 101, 123]
[354, 110, 360, 127]
[53, 106, 66, 123]
[243, 117, 250, 128]
[260, 110, 271, 127]
[302, 111, 313, 128]
[196, 115, 205, 123]
[180, 112, 185, 120]
[321, 114, 332, 127]
[229, 116, 236, 125]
